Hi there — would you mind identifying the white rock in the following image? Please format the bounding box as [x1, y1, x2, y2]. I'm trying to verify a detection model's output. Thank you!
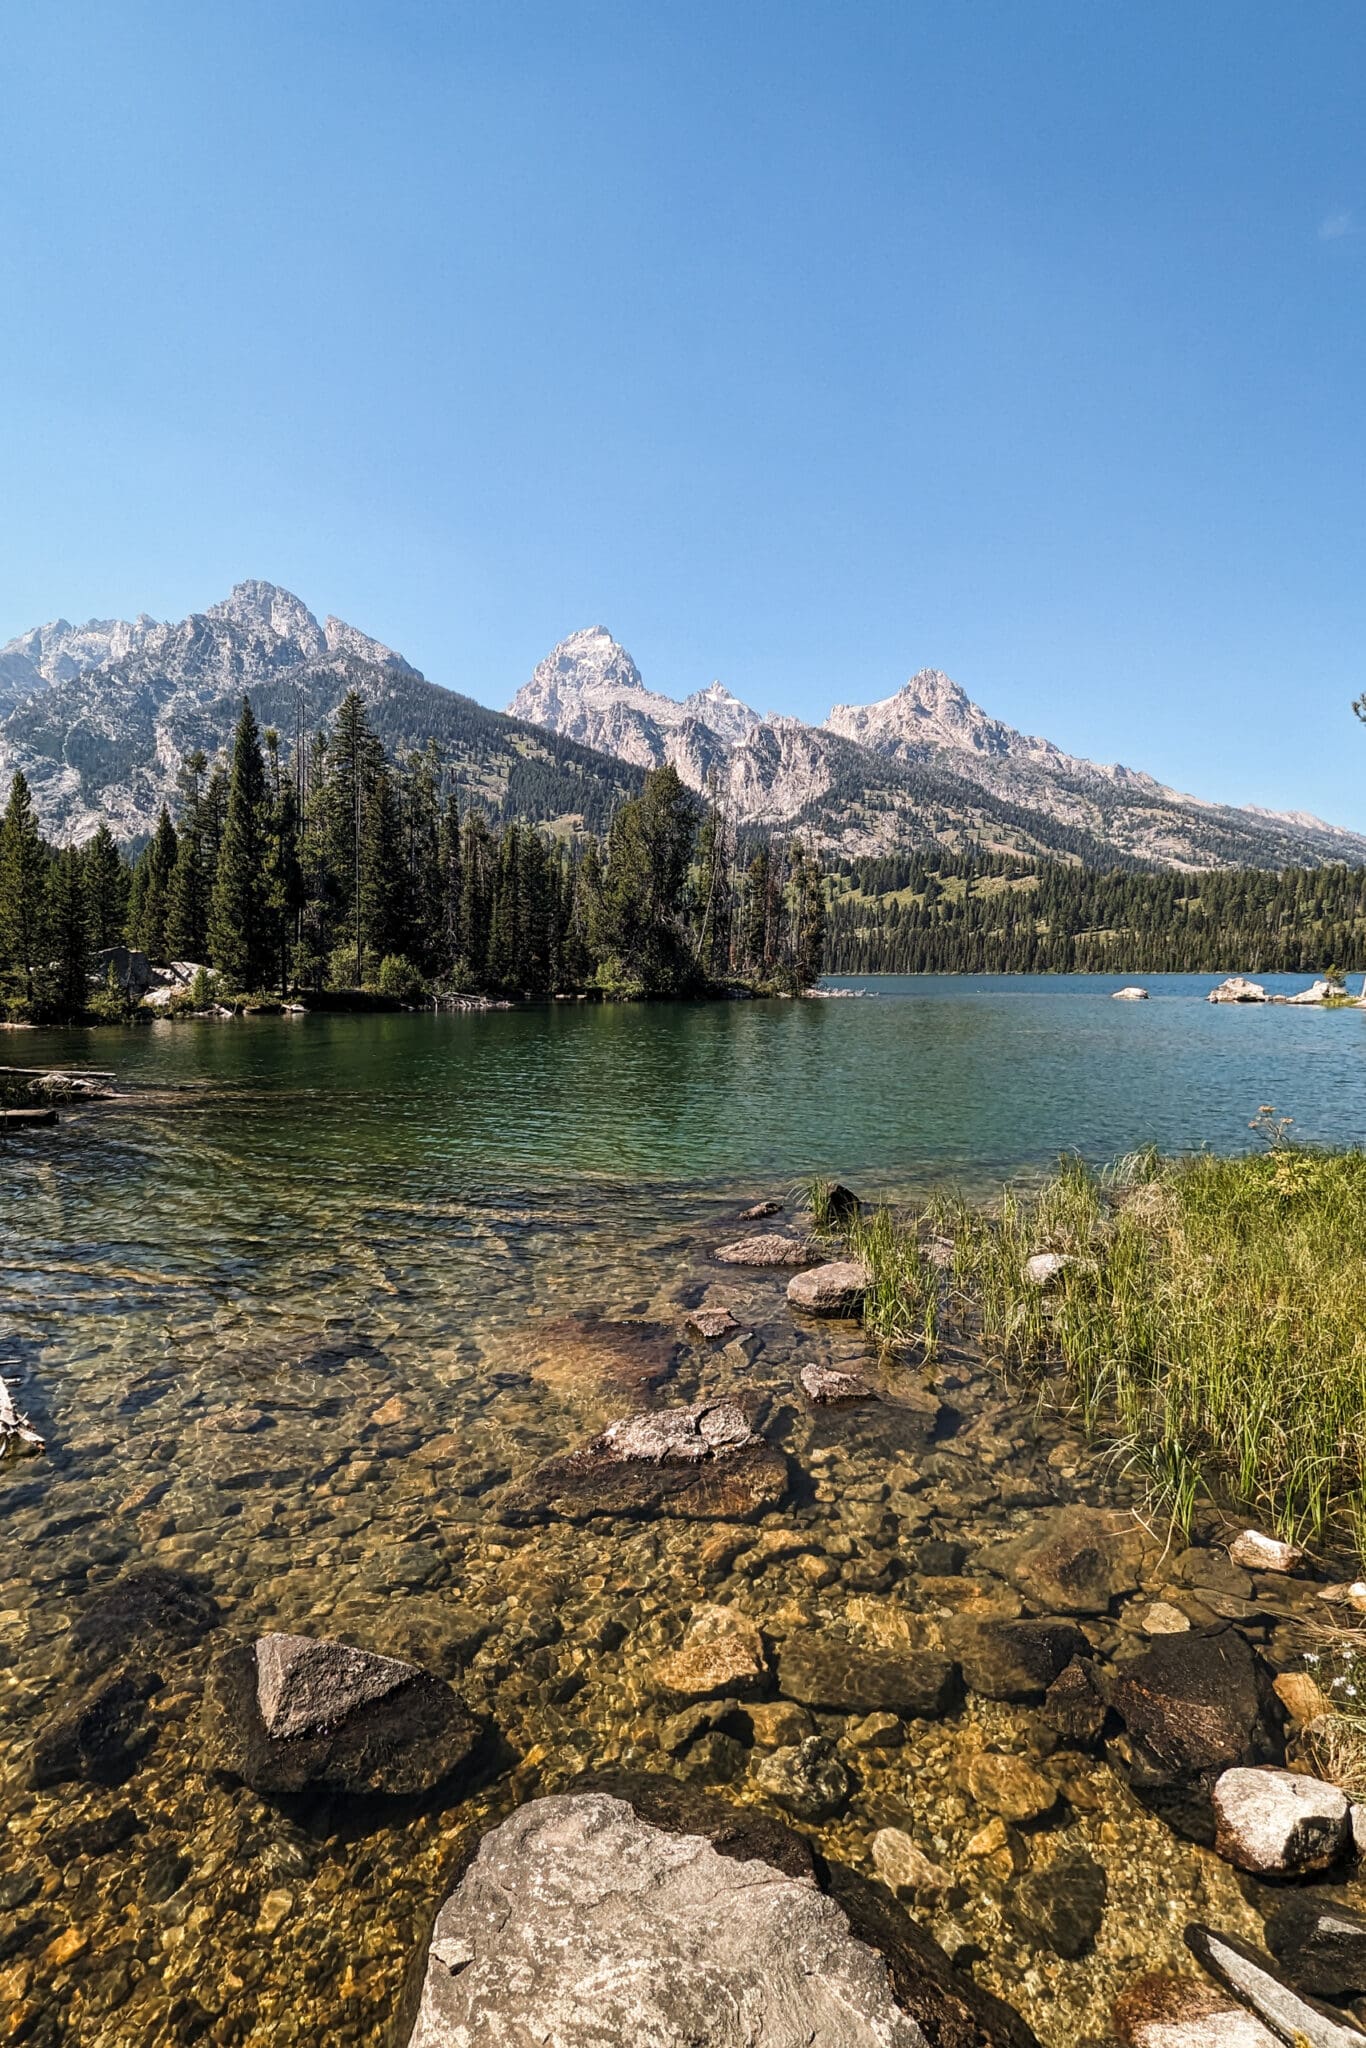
[1284, 978, 1341, 1005]
[1229, 1529, 1304, 1574]
[1212, 1765, 1349, 1875]
[1208, 977, 1268, 1003]
[1112, 986, 1149, 1000]
[1023, 1251, 1077, 1286]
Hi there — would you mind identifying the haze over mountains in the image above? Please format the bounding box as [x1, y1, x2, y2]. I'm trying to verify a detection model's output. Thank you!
[2, 582, 1363, 873]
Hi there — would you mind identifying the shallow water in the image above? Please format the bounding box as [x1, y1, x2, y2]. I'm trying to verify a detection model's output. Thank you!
[4, 977, 1366, 2046]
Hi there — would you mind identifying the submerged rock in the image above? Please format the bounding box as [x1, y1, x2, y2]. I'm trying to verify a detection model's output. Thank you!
[753, 1735, 851, 1821]
[799, 1362, 876, 1404]
[739, 1199, 784, 1221]
[1212, 1765, 1349, 1875]
[70, 1566, 220, 1670]
[652, 1606, 768, 1701]
[778, 1634, 960, 1718]
[872, 1827, 951, 1899]
[203, 1636, 482, 1798]
[787, 1259, 872, 1317]
[713, 1233, 818, 1268]
[404, 1789, 1039, 2047]
[952, 1619, 1088, 1702]
[964, 1752, 1057, 1823]
[31, 1670, 160, 1789]
[1004, 1505, 1141, 1614]
[499, 1400, 789, 1525]
[1042, 1658, 1107, 1746]
[1262, 1892, 1366, 1996]
[1009, 1851, 1107, 1958]
[1107, 1629, 1281, 1842]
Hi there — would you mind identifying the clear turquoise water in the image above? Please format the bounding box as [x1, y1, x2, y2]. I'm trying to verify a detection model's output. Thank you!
[2, 973, 1364, 2045]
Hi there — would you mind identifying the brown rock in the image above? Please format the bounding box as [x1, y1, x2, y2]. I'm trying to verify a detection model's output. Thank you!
[499, 1401, 790, 1525]
[800, 1364, 875, 1404]
[787, 1260, 872, 1318]
[965, 1752, 1057, 1822]
[652, 1607, 767, 1700]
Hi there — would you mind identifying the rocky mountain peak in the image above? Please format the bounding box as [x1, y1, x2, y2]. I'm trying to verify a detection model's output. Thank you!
[203, 580, 327, 649]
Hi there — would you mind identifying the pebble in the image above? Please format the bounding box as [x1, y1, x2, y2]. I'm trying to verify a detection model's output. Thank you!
[1141, 1601, 1191, 1636]
[965, 1752, 1058, 1822]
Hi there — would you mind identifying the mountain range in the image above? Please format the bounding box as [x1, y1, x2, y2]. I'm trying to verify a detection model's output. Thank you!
[2, 582, 1363, 872]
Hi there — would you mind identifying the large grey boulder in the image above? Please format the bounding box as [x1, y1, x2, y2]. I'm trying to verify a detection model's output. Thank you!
[255, 1633, 414, 1739]
[1208, 977, 1268, 1003]
[405, 1791, 1038, 2048]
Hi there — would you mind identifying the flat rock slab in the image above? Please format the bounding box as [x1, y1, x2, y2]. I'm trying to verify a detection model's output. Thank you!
[499, 1400, 789, 1524]
[652, 1606, 767, 1700]
[686, 1305, 741, 1341]
[714, 1233, 819, 1267]
[1002, 1505, 1143, 1613]
[800, 1363, 876, 1404]
[256, 1633, 415, 1740]
[508, 1314, 682, 1396]
[203, 1640, 481, 1798]
[0, 1106, 57, 1127]
[406, 1791, 1038, 2048]
[787, 1259, 872, 1317]
[778, 1634, 960, 1718]
[1186, 1925, 1366, 2048]
[1113, 1972, 1280, 2046]
[950, 1619, 1087, 1703]
[407, 1792, 928, 2047]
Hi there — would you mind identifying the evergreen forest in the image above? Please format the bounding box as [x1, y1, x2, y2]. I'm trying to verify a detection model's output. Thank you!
[0, 692, 826, 1021]
[827, 848, 1366, 976]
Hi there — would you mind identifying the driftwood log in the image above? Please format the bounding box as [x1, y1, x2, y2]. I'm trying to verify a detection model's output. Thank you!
[0, 1377, 44, 1456]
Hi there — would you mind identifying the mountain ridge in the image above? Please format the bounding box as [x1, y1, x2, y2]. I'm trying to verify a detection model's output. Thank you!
[3, 584, 1362, 871]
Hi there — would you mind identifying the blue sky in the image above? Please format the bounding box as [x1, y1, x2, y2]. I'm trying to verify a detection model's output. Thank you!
[4, 1, 1365, 822]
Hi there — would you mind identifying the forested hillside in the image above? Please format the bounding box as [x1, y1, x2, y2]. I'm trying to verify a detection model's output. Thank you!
[827, 848, 1366, 975]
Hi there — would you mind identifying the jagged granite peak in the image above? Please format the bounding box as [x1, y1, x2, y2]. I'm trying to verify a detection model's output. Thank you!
[0, 583, 640, 846]
[512, 638, 1366, 871]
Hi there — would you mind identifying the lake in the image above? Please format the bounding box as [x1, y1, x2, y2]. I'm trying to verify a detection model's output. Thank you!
[3, 972, 1364, 2047]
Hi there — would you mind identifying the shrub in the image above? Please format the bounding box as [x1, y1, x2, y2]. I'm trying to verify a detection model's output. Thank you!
[376, 954, 428, 1006]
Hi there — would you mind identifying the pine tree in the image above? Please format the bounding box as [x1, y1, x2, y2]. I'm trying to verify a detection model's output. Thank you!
[0, 771, 49, 1006]
[358, 763, 408, 970]
[166, 750, 211, 961]
[46, 843, 91, 1021]
[83, 823, 128, 950]
[129, 806, 178, 961]
[208, 697, 273, 989]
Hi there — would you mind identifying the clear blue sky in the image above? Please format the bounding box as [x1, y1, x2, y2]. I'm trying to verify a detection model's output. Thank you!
[4, 1, 1365, 822]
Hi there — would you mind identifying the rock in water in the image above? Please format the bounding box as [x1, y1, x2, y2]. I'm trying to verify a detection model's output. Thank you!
[778, 1634, 960, 1718]
[1112, 986, 1149, 1000]
[1104, 1628, 1280, 1841]
[739, 1198, 784, 1220]
[652, 1606, 768, 1700]
[951, 1619, 1088, 1702]
[753, 1736, 851, 1821]
[713, 1233, 819, 1267]
[1009, 1852, 1107, 1958]
[1262, 1892, 1366, 1996]
[872, 1827, 951, 1899]
[407, 1792, 912, 2045]
[1211, 1766, 1349, 1875]
[1185, 1924, 1366, 2048]
[686, 1304, 741, 1341]
[405, 1791, 1039, 2048]
[787, 1260, 872, 1317]
[799, 1363, 876, 1404]
[498, 1399, 789, 1524]
[203, 1637, 481, 1798]
[255, 1633, 415, 1740]
[1112, 1971, 1280, 2046]
[1003, 1504, 1140, 1613]
[1207, 977, 1268, 1003]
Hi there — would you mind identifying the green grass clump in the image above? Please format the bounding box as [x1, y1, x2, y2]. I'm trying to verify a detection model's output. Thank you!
[861, 1131, 1366, 1559]
[847, 1204, 940, 1353]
